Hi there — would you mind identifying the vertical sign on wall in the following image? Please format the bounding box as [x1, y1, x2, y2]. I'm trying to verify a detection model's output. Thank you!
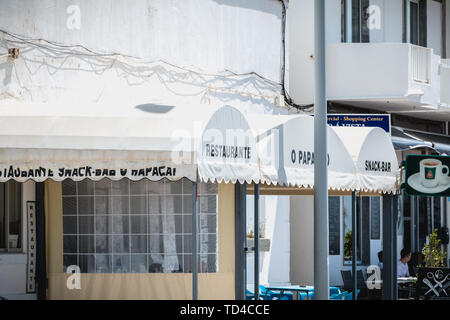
[26, 201, 37, 293]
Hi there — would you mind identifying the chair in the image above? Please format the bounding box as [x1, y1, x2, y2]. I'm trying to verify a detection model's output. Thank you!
[330, 291, 349, 300]
[344, 289, 360, 300]
[330, 286, 341, 296]
[259, 285, 294, 300]
[356, 269, 370, 299]
[246, 289, 264, 300]
[309, 287, 341, 300]
[341, 269, 367, 289]
[341, 270, 353, 291]
[356, 270, 367, 289]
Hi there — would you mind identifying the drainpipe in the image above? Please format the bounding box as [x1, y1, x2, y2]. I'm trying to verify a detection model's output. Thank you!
[276, 0, 314, 110]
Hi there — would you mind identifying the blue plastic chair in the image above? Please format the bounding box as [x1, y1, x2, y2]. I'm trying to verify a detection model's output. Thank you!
[344, 289, 360, 300]
[259, 285, 294, 300]
[330, 291, 349, 300]
[294, 291, 308, 300]
[330, 286, 341, 296]
[246, 289, 265, 300]
[309, 286, 341, 300]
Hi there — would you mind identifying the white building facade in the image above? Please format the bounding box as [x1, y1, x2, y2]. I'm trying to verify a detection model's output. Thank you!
[0, 0, 291, 299]
[1, 0, 449, 299]
[288, 0, 450, 288]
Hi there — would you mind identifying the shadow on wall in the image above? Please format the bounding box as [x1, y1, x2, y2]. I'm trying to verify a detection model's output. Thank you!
[135, 104, 174, 114]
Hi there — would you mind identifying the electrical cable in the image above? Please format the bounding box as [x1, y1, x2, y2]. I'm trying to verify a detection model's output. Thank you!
[0, 28, 282, 90]
[274, 0, 315, 111]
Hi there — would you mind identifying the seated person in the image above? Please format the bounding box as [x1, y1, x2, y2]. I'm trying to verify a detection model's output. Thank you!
[397, 249, 413, 299]
[397, 248, 411, 278]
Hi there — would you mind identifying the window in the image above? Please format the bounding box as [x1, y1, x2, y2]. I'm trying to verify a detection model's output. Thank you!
[0, 181, 22, 252]
[406, 0, 427, 46]
[343, 196, 359, 263]
[62, 178, 218, 274]
[343, 196, 378, 265]
[410, 0, 420, 45]
[329, 197, 340, 255]
[341, 0, 370, 43]
[360, 197, 370, 265]
[370, 197, 381, 240]
[432, 197, 441, 230]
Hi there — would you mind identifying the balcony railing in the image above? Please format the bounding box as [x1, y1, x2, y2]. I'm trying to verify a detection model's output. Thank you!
[441, 59, 450, 105]
[410, 45, 431, 84]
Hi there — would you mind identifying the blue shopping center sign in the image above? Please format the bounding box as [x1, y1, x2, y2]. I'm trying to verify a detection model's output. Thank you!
[327, 114, 391, 134]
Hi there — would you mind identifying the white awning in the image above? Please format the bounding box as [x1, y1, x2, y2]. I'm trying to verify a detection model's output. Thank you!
[0, 101, 400, 193]
[247, 114, 357, 191]
[0, 101, 217, 182]
[197, 105, 260, 184]
[0, 102, 263, 184]
[332, 127, 400, 194]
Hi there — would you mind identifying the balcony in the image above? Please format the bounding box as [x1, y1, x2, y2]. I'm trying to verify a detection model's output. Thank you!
[441, 59, 450, 107]
[326, 43, 441, 113]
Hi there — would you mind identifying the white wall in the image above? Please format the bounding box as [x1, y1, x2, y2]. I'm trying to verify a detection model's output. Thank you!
[370, 0, 403, 43]
[441, 64, 450, 105]
[287, 0, 315, 105]
[246, 195, 290, 287]
[286, 0, 341, 105]
[0, 181, 36, 300]
[290, 195, 314, 285]
[327, 43, 410, 99]
[0, 0, 282, 81]
[447, 0, 450, 58]
[0, 0, 285, 115]
[290, 195, 390, 287]
[326, 0, 343, 43]
[288, 0, 444, 108]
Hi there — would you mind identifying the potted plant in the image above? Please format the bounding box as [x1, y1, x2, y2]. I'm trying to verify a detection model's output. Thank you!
[421, 229, 447, 268]
[246, 221, 271, 252]
[415, 229, 450, 300]
[344, 230, 352, 262]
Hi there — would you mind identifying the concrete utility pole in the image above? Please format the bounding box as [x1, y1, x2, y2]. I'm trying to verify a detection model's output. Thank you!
[192, 181, 198, 300]
[313, 0, 330, 300]
[254, 184, 260, 300]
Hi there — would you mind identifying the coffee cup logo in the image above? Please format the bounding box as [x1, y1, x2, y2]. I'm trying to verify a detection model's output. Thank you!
[419, 159, 449, 188]
[425, 167, 436, 180]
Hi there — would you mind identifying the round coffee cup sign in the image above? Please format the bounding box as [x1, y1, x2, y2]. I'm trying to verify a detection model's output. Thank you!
[405, 155, 450, 197]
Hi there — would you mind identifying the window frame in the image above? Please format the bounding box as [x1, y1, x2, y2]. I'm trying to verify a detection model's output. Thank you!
[342, 195, 380, 266]
[61, 178, 219, 274]
[0, 181, 23, 253]
[343, 196, 362, 265]
[341, 0, 371, 43]
[329, 196, 341, 256]
[404, 0, 428, 47]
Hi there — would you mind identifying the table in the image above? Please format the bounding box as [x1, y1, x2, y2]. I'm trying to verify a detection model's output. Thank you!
[263, 285, 315, 300]
[367, 277, 417, 286]
[365, 277, 417, 299]
[398, 277, 417, 284]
